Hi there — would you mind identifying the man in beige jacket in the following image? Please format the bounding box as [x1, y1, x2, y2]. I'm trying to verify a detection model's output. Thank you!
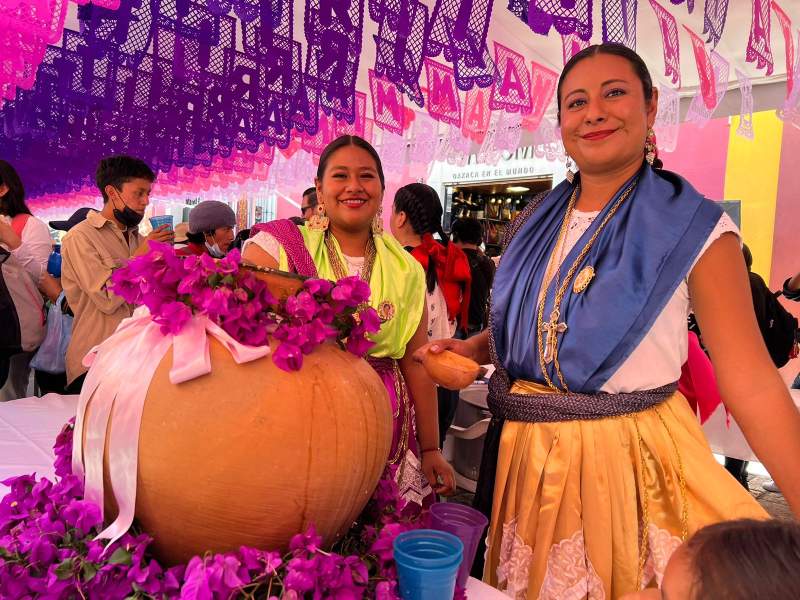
[61, 156, 173, 393]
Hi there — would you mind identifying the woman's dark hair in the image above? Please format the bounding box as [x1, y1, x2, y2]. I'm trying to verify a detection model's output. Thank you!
[686, 519, 800, 600]
[556, 43, 662, 168]
[0, 160, 31, 217]
[451, 218, 483, 245]
[742, 243, 753, 271]
[394, 183, 448, 293]
[317, 135, 386, 189]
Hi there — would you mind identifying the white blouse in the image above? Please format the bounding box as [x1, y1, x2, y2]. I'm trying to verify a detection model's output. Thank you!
[549, 210, 738, 393]
[1, 215, 53, 282]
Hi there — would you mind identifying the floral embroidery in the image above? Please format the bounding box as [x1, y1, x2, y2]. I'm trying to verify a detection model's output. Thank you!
[641, 524, 682, 589]
[496, 519, 533, 599]
[539, 530, 605, 600]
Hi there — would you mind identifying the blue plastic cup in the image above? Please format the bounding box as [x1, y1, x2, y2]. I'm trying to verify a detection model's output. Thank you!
[149, 214, 174, 231]
[429, 502, 489, 588]
[393, 529, 463, 600]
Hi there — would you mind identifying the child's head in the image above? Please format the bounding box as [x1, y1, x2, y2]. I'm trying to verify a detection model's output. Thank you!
[624, 519, 800, 600]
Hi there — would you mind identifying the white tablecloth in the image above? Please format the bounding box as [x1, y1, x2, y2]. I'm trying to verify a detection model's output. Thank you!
[0, 393, 79, 490]
[702, 389, 800, 462]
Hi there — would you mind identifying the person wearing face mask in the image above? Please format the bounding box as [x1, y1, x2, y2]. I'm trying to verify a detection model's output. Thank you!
[177, 200, 236, 258]
[61, 156, 173, 393]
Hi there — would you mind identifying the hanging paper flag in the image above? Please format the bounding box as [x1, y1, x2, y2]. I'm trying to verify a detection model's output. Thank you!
[653, 85, 679, 151]
[369, 69, 406, 134]
[334, 91, 368, 138]
[490, 42, 532, 114]
[462, 86, 491, 143]
[685, 50, 729, 127]
[771, 2, 794, 96]
[561, 33, 590, 65]
[684, 25, 717, 109]
[447, 124, 471, 166]
[601, 0, 638, 50]
[521, 60, 558, 133]
[426, 0, 497, 90]
[304, 0, 366, 124]
[734, 68, 754, 139]
[379, 131, 409, 172]
[777, 58, 800, 128]
[650, 0, 681, 87]
[669, 0, 693, 13]
[531, 117, 564, 161]
[746, 0, 774, 76]
[493, 111, 523, 153]
[408, 114, 439, 165]
[477, 113, 504, 166]
[370, 0, 428, 107]
[301, 111, 337, 155]
[527, 0, 593, 41]
[424, 58, 462, 125]
[702, 0, 729, 48]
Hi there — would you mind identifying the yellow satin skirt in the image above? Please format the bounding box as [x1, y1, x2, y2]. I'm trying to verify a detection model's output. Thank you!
[483, 392, 767, 599]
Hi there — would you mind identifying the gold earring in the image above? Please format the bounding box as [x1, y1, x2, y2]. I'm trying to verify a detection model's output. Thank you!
[371, 204, 384, 236]
[308, 203, 329, 231]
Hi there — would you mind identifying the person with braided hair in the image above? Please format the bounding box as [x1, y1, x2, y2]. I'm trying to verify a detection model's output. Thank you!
[390, 182, 472, 449]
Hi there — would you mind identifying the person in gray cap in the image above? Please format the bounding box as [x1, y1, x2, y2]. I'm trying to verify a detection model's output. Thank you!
[178, 200, 236, 258]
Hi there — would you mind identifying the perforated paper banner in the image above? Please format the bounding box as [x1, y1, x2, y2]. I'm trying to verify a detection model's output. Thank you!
[654, 84, 679, 151]
[746, 0, 774, 76]
[649, 0, 681, 87]
[462, 85, 491, 143]
[424, 58, 462, 125]
[702, 0, 729, 48]
[561, 32, 589, 65]
[684, 25, 717, 110]
[601, 0, 638, 49]
[521, 60, 558, 133]
[490, 42, 532, 114]
[686, 50, 729, 127]
[771, 2, 794, 96]
[369, 69, 405, 134]
[527, 0, 593, 41]
[735, 68, 754, 139]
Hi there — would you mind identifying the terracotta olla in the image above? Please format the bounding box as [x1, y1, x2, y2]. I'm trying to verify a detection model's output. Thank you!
[86, 336, 393, 566]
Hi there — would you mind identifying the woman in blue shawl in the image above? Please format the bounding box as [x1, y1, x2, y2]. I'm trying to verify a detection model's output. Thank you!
[418, 44, 800, 598]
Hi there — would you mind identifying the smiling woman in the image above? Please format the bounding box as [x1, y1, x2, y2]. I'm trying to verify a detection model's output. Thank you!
[414, 43, 800, 598]
[241, 135, 457, 511]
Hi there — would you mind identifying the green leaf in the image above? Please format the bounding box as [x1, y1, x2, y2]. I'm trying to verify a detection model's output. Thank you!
[207, 273, 222, 287]
[81, 562, 98, 581]
[108, 547, 132, 566]
[221, 275, 235, 286]
[55, 558, 74, 580]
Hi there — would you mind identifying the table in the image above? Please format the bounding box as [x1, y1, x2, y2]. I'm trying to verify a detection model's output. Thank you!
[0, 394, 507, 599]
[0, 393, 78, 490]
[702, 388, 800, 462]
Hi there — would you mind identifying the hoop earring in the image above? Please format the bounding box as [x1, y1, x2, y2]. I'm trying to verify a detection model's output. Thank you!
[645, 127, 658, 165]
[308, 203, 329, 231]
[371, 204, 384, 236]
[565, 155, 576, 183]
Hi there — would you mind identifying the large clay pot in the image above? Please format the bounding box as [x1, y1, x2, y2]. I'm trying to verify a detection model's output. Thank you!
[87, 337, 392, 565]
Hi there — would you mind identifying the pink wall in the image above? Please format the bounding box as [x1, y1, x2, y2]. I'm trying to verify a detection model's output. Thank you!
[659, 120, 730, 200]
[771, 121, 800, 311]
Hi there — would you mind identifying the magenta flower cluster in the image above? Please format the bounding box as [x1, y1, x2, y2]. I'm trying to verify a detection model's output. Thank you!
[108, 242, 381, 371]
[0, 422, 439, 599]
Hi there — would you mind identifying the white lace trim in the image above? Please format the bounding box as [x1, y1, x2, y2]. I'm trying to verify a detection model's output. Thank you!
[497, 519, 533, 599]
[539, 530, 605, 600]
[640, 524, 682, 589]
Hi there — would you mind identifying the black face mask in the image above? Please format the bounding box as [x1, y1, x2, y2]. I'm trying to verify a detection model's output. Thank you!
[111, 192, 144, 228]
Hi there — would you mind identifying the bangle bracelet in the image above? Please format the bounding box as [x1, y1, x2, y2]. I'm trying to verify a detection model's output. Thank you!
[421, 447, 440, 454]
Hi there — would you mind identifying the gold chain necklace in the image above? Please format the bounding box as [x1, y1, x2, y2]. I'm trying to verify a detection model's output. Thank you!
[536, 180, 639, 391]
[324, 231, 377, 284]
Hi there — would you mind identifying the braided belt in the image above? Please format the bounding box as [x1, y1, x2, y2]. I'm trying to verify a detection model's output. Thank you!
[487, 366, 677, 423]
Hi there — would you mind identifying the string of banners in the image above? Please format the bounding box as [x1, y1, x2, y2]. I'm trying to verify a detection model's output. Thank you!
[0, 0, 795, 203]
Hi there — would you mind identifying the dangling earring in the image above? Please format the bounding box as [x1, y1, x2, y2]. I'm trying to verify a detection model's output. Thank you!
[308, 203, 329, 231]
[565, 155, 576, 183]
[645, 127, 658, 166]
[371, 204, 384, 236]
